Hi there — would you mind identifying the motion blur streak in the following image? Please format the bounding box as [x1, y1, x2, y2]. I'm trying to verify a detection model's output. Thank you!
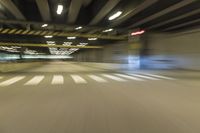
[0, 0, 200, 133]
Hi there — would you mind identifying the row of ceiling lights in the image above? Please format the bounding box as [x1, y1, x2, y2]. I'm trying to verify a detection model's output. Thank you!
[46, 40, 85, 55]
[41, 4, 123, 56]
[55, 4, 122, 20]
[42, 23, 114, 33]
[46, 41, 88, 46]
[44, 35, 98, 41]
[40, 5, 123, 34]
[0, 46, 45, 55]
[56, 4, 122, 20]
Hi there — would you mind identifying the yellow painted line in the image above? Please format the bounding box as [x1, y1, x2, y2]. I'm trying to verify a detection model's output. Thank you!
[21, 30, 30, 35]
[8, 29, 17, 34]
[27, 31, 35, 35]
[40, 31, 48, 35]
[15, 30, 23, 34]
[0, 28, 127, 40]
[52, 32, 59, 36]
[34, 31, 42, 35]
[57, 32, 65, 36]
[1, 29, 10, 34]
[0, 42, 103, 49]
[45, 31, 53, 35]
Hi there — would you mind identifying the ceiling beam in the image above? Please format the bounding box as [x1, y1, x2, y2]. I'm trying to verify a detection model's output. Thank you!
[0, 42, 103, 49]
[0, 0, 25, 20]
[129, 0, 196, 28]
[148, 8, 200, 30]
[68, 0, 83, 23]
[111, 0, 158, 27]
[163, 18, 200, 31]
[36, 0, 51, 22]
[0, 28, 126, 40]
[0, 19, 124, 32]
[82, 0, 93, 7]
[89, 0, 121, 25]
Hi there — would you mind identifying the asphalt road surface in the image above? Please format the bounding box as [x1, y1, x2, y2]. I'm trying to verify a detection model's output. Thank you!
[0, 61, 200, 133]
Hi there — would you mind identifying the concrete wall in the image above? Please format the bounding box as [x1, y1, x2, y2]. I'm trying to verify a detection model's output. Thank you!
[74, 42, 129, 64]
[146, 30, 200, 70]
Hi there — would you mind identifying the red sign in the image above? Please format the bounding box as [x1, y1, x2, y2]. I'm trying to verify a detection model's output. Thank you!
[131, 30, 145, 36]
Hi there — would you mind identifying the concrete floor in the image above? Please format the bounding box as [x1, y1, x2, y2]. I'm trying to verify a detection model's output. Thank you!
[0, 61, 200, 133]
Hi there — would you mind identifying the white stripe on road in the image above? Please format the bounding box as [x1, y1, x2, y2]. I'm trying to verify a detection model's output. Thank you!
[71, 75, 87, 84]
[129, 74, 160, 80]
[102, 74, 126, 82]
[24, 75, 44, 85]
[88, 75, 107, 83]
[51, 75, 64, 85]
[140, 73, 175, 80]
[0, 76, 25, 86]
[115, 74, 144, 81]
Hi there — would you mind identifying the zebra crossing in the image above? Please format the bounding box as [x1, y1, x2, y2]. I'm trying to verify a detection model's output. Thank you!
[51, 75, 64, 85]
[0, 73, 176, 87]
[24, 75, 44, 86]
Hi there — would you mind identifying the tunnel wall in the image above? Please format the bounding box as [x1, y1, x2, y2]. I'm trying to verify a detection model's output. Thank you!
[146, 30, 200, 70]
[74, 42, 129, 64]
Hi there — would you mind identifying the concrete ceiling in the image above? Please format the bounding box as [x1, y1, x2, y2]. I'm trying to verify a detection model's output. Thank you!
[0, 0, 199, 54]
[0, 0, 198, 32]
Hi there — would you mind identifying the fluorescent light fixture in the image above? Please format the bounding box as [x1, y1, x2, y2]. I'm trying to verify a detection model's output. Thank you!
[44, 35, 53, 38]
[103, 28, 113, 32]
[69, 48, 79, 51]
[88, 38, 97, 41]
[75, 26, 82, 30]
[46, 41, 55, 44]
[41, 24, 48, 28]
[67, 36, 76, 39]
[79, 43, 88, 45]
[77, 43, 88, 46]
[109, 11, 122, 20]
[63, 42, 73, 46]
[11, 46, 21, 48]
[131, 30, 145, 36]
[57, 5, 63, 15]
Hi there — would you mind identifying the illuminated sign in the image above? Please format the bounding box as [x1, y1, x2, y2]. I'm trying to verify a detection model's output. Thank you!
[131, 30, 145, 36]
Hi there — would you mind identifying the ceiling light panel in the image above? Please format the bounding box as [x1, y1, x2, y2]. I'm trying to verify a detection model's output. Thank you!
[109, 11, 122, 20]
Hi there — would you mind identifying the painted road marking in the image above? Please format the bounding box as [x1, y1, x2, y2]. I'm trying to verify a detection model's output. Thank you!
[140, 73, 175, 80]
[24, 75, 44, 85]
[51, 75, 64, 85]
[88, 75, 107, 83]
[102, 74, 126, 82]
[0, 76, 25, 86]
[115, 74, 144, 81]
[71, 75, 87, 84]
[129, 74, 160, 80]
